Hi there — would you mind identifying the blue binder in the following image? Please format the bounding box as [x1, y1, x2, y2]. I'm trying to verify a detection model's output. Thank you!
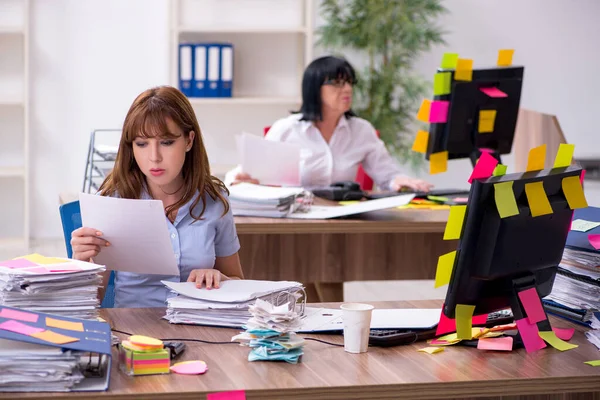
[192, 44, 208, 97]
[206, 44, 221, 98]
[178, 44, 194, 97]
[220, 43, 233, 97]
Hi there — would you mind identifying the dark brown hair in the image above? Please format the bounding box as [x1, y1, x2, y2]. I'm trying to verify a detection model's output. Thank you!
[99, 86, 229, 219]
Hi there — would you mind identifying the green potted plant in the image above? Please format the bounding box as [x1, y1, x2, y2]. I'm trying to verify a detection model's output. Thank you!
[318, 0, 447, 170]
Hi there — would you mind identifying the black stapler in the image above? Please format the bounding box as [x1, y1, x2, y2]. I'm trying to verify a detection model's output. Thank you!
[311, 181, 365, 201]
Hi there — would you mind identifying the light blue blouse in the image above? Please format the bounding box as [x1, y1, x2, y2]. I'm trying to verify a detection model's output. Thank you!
[113, 190, 240, 308]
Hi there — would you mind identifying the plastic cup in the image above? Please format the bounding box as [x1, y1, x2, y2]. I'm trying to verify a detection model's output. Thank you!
[340, 303, 374, 353]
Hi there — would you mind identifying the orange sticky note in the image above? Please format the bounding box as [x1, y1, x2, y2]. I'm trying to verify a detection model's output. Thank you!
[31, 330, 79, 345]
[418, 347, 444, 354]
[435, 250, 456, 288]
[417, 99, 432, 122]
[454, 58, 473, 81]
[497, 49, 515, 67]
[553, 143, 575, 168]
[444, 205, 467, 240]
[45, 317, 84, 332]
[412, 130, 429, 153]
[455, 304, 475, 340]
[562, 176, 588, 210]
[494, 181, 519, 218]
[538, 331, 579, 351]
[526, 144, 547, 172]
[430, 151, 448, 174]
[525, 181, 553, 217]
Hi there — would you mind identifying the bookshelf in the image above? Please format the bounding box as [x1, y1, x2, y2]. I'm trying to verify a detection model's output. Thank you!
[169, 0, 314, 177]
[0, 0, 29, 250]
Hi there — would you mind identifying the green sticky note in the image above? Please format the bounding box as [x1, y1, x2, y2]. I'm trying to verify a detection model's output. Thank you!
[427, 195, 450, 203]
[538, 331, 579, 351]
[571, 219, 600, 232]
[441, 53, 459, 69]
[443, 205, 467, 240]
[492, 164, 507, 176]
[435, 251, 456, 288]
[456, 304, 475, 340]
[553, 143, 575, 168]
[585, 360, 600, 367]
[494, 181, 519, 218]
[433, 72, 451, 96]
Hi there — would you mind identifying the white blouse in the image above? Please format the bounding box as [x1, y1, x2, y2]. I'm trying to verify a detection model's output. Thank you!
[225, 114, 405, 189]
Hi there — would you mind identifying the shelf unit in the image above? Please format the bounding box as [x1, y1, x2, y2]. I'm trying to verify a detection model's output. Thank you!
[169, 0, 314, 177]
[0, 0, 29, 251]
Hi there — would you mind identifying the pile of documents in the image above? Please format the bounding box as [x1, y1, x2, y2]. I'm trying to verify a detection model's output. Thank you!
[227, 183, 313, 218]
[585, 312, 600, 350]
[0, 255, 105, 320]
[162, 279, 304, 328]
[232, 298, 305, 363]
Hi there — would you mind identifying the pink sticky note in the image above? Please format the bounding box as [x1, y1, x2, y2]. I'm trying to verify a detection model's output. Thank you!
[429, 100, 449, 123]
[589, 234, 600, 250]
[0, 259, 38, 269]
[170, 360, 208, 375]
[20, 267, 50, 274]
[517, 287, 547, 324]
[515, 318, 547, 353]
[468, 152, 499, 184]
[553, 327, 575, 341]
[0, 308, 39, 323]
[435, 305, 488, 336]
[477, 336, 513, 351]
[479, 87, 508, 98]
[0, 320, 45, 336]
[47, 265, 83, 273]
[207, 391, 246, 400]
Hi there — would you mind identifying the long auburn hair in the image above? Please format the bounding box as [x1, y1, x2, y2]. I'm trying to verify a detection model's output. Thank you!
[99, 86, 229, 220]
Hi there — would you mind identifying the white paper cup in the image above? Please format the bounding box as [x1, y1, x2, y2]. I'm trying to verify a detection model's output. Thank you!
[340, 303, 374, 353]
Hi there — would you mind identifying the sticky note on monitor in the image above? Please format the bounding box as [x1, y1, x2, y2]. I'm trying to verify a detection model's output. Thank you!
[553, 143, 575, 168]
[440, 53, 459, 69]
[444, 205, 467, 240]
[454, 58, 473, 81]
[429, 151, 448, 174]
[497, 49, 515, 67]
[492, 164, 507, 177]
[433, 72, 452, 96]
[517, 287, 546, 324]
[417, 99, 432, 122]
[515, 318, 546, 353]
[494, 181, 519, 218]
[525, 181, 553, 217]
[412, 130, 429, 153]
[468, 151, 498, 183]
[435, 250, 456, 288]
[526, 145, 547, 172]
[429, 100, 449, 123]
[455, 304, 475, 340]
[479, 87, 507, 98]
[478, 110, 497, 134]
[562, 175, 588, 210]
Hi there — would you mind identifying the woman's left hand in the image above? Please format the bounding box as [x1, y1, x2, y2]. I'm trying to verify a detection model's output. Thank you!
[187, 269, 227, 289]
[391, 176, 434, 192]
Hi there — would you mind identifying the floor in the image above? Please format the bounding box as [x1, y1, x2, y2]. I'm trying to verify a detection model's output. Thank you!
[0, 239, 447, 302]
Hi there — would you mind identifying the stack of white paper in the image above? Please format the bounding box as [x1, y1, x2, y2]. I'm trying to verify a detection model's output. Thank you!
[0, 257, 105, 320]
[162, 280, 304, 328]
[227, 183, 312, 218]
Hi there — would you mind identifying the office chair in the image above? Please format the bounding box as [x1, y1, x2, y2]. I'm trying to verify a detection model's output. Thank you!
[59, 200, 115, 308]
[263, 126, 379, 190]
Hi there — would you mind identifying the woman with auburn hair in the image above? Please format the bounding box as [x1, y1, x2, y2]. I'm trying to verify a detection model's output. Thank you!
[71, 86, 244, 308]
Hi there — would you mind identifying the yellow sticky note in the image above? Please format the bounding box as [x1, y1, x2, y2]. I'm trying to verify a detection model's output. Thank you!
[417, 99, 432, 122]
[456, 304, 475, 340]
[454, 58, 473, 81]
[430, 151, 448, 174]
[479, 110, 496, 121]
[16, 254, 67, 265]
[492, 164, 507, 176]
[494, 181, 519, 218]
[478, 119, 495, 134]
[435, 250, 456, 288]
[45, 317, 84, 332]
[538, 331, 578, 351]
[339, 201, 360, 206]
[418, 347, 444, 354]
[31, 330, 80, 345]
[525, 181, 553, 217]
[412, 130, 429, 153]
[444, 205, 467, 240]
[433, 72, 452, 96]
[497, 49, 515, 67]
[526, 144, 547, 172]
[129, 335, 163, 347]
[440, 53, 459, 69]
[585, 360, 600, 366]
[554, 143, 575, 168]
[562, 176, 588, 209]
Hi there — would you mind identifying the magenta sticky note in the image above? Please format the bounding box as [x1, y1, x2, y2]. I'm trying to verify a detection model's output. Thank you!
[0, 308, 39, 323]
[429, 100, 449, 123]
[553, 327, 575, 341]
[0, 258, 38, 269]
[479, 87, 508, 98]
[477, 336, 513, 351]
[468, 151, 499, 184]
[0, 320, 45, 336]
[47, 265, 83, 273]
[515, 318, 547, 353]
[207, 391, 246, 400]
[518, 287, 547, 324]
[589, 234, 600, 250]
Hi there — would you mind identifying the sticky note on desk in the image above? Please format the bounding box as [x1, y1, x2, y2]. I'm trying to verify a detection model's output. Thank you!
[525, 181, 553, 217]
[418, 347, 444, 354]
[553, 327, 575, 341]
[417, 99, 432, 122]
[553, 143, 575, 168]
[455, 304, 475, 340]
[429, 100, 449, 123]
[433, 72, 452, 95]
[0, 320, 45, 336]
[562, 176, 588, 209]
[526, 144, 547, 172]
[412, 130, 429, 153]
[497, 49, 515, 67]
[435, 251, 456, 288]
[538, 331, 578, 351]
[515, 318, 546, 353]
[585, 360, 600, 367]
[207, 391, 247, 400]
[0, 308, 38, 323]
[429, 151, 448, 174]
[477, 336, 513, 351]
[494, 181, 519, 218]
[588, 234, 600, 250]
[46, 317, 84, 332]
[517, 287, 546, 324]
[440, 52, 459, 69]
[571, 219, 600, 232]
[454, 58, 473, 81]
[468, 151, 498, 183]
[31, 330, 80, 345]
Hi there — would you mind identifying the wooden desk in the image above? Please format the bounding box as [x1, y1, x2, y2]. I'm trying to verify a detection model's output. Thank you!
[10, 301, 600, 400]
[235, 209, 455, 301]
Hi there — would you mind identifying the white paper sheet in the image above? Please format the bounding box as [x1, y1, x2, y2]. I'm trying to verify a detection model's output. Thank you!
[79, 193, 179, 276]
[162, 280, 302, 303]
[238, 132, 301, 186]
[289, 194, 415, 219]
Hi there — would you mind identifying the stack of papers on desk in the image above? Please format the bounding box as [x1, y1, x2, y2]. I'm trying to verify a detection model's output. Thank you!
[0, 255, 105, 320]
[162, 280, 304, 328]
[228, 183, 312, 218]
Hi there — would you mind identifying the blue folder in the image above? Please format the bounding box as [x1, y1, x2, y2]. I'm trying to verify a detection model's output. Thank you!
[178, 44, 194, 97]
[192, 44, 208, 97]
[219, 43, 233, 97]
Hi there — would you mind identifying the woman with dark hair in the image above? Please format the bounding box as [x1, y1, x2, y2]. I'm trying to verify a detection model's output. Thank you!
[226, 56, 433, 192]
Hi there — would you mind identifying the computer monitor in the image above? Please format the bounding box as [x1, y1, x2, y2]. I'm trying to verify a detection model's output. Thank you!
[443, 165, 582, 328]
[426, 66, 524, 166]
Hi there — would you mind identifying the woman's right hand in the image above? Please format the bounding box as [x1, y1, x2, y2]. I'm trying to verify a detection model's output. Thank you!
[231, 172, 259, 185]
[71, 227, 110, 262]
